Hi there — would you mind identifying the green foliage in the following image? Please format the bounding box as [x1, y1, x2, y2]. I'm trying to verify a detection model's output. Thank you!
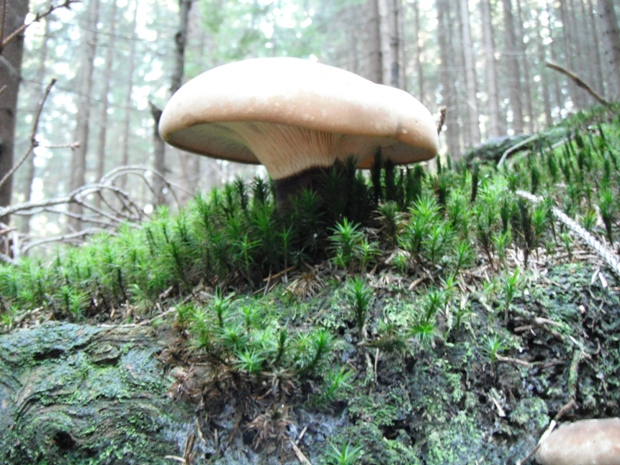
[345, 276, 374, 337]
[324, 441, 363, 465]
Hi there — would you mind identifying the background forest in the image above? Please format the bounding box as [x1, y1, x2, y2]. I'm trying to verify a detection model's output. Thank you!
[2, 0, 620, 256]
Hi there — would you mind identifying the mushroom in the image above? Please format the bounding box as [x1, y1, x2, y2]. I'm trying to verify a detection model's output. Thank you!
[159, 57, 438, 209]
[535, 418, 620, 465]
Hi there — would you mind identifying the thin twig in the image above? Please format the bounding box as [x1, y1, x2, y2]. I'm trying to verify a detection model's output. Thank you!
[0, 0, 81, 52]
[0, 79, 56, 191]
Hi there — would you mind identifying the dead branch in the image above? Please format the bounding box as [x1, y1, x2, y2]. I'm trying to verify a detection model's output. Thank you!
[546, 60, 612, 107]
[0, 0, 81, 53]
[0, 164, 184, 261]
[0, 78, 56, 191]
[99, 165, 192, 205]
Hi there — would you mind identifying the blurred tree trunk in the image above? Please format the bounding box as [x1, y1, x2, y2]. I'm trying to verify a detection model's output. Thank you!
[0, 0, 29, 225]
[586, 0, 604, 96]
[535, 8, 553, 128]
[459, 0, 480, 145]
[437, 0, 460, 159]
[95, 0, 118, 209]
[558, 1, 580, 108]
[598, 0, 620, 100]
[68, 0, 100, 231]
[515, 0, 534, 132]
[412, 1, 425, 102]
[20, 0, 53, 235]
[120, 0, 138, 192]
[377, 0, 401, 88]
[480, 0, 502, 138]
[546, 2, 564, 118]
[155, 0, 192, 206]
[502, 0, 524, 134]
[363, 0, 383, 83]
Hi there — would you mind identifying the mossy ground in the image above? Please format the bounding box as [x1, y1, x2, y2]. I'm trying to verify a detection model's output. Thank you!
[1, 105, 620, 464]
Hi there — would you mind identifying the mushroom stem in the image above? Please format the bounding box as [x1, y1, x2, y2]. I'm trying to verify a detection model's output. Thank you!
[272, 166, 333, 211]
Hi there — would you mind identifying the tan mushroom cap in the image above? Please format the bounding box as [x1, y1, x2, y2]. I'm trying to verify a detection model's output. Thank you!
[535, 418, 620, 465]
[158, 57, 438, 180]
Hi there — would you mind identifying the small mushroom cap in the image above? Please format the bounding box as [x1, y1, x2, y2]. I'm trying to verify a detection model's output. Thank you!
[158, 57, 438, 180]
[535, 418, 620, 465]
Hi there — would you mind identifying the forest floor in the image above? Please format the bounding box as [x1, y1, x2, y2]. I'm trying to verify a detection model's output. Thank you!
[1, 105, 620, 464]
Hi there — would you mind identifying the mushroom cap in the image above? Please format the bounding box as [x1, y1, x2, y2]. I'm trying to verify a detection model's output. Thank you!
[158, 57, 438, 180]
[535, 418, 620, 465]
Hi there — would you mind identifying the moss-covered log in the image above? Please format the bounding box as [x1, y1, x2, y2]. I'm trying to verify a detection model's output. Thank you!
[0, 323, 194, 464]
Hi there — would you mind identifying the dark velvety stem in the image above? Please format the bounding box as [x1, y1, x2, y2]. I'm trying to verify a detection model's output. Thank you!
[273, 165, 335, 211]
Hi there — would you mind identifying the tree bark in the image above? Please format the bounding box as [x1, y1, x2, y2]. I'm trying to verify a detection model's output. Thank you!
[0, 0, 29, 225]
[480, 0, 502, 138]
[68, 0, 100, 231]
[597, 0, 620, 100]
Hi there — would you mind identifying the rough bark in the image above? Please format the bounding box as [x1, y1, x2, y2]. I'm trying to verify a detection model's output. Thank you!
[598, 0, 620, 99]
[0, 0, 29, 224]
